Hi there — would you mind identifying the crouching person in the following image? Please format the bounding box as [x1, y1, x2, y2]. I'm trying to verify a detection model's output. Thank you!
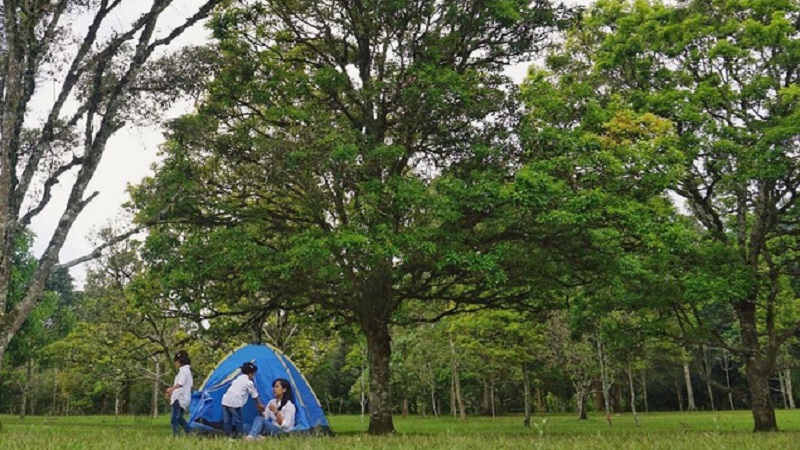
[245, 379, 296, 440]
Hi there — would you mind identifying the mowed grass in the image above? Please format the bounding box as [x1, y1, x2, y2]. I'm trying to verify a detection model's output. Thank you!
[3, 411, 800, 449]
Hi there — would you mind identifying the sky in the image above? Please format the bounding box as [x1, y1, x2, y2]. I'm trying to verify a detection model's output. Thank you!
[27, 1, 579, 287]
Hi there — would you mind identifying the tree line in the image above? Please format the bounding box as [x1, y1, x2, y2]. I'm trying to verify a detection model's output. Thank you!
[1, 239, 792, 423]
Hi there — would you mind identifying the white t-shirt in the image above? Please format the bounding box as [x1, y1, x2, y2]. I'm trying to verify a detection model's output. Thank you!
[264, 399, 296, 431]
[170, 365, 193, 410]
[221, 374, 259, 408]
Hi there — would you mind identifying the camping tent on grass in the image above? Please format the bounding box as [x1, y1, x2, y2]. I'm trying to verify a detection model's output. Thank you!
[188, 344, 332, 435]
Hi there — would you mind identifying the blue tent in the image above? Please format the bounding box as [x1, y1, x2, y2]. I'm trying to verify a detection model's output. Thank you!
[189, 344, 332, 435]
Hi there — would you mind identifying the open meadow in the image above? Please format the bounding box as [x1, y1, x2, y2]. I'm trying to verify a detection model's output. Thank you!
[3, 412, 800, 450]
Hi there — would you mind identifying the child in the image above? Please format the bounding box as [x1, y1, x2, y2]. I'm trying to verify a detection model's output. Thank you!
[165, 350, 193, 436]
[245, 378, 296, 440]
[221, 361, 264, 436]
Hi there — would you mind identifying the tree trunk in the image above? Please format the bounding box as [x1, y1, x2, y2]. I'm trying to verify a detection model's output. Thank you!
[53, 368, 59, 415]
[360, 346, 367, 422]
[576, 385, 588, 420]
[152, 360, 160, 418]
[536, 386, 545, 413]
[450, 373, 457, 417]
[676, 378, 684, 412]
[402, 398, 409, 418]
[430, 388, 437, 417]
[593, 379, 604, 413]
[706, 377, 716, 412]
[612, 384, 623, 414]
[428, 363, 438, 417]
[596, 332, 612, 419]
[720, 350, 736, 411]
[779, 370, 789, 409]
[627, 365, 639, 426]
[363, 315, 394, 434]
[702, 348, 716, 412]
[482, 381, 491, 415]
[737, 297, 778, 431]
[20, 360, 32, 419]
[523, 367, 531, 425]
[785, 369, 795, 410]
[449, 335, 466, 419]
[683, 359, 696, 411]
[746, 365, 777, 431]
[640, 370, 649, 413]
[490, 381, 496, 418]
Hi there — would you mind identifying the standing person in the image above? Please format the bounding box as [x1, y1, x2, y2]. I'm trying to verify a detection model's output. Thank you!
[221, 362, 264, 437]
[245, 378, 296, 440]
[165, 350, 193, 436]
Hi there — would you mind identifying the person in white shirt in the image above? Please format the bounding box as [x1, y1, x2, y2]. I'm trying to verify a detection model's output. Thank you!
[245, 378, 297, 440]
[164, 350, 193, 436]
[221, 362, 265, 436]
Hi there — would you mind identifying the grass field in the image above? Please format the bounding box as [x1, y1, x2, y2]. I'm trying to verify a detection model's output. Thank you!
[3, 411, 800, 449]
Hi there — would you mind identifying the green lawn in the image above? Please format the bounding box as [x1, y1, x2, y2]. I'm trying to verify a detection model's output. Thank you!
[3, 411, 800, 449]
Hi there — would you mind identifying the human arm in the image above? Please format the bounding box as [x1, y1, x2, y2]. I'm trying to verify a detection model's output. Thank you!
[277, 403, 295, 430]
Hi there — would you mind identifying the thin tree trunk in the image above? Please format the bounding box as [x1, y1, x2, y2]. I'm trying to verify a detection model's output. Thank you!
[430, 388, 437, 417]
[402, 398, 409, 418]
[676, 378, 684, 412]
[785, 369, 795, 410]
[152, 360, 160, 418]
[450, 373, 457, 417]
[627, 364, 639, 426]
[490, 381, 496, 418]
[683, 359, 696, 411]
[19, 360, 32, 419]
[482, 381, 491, 415]
[596, 331, 612, 421]
[702, 347, 716, 411]
[428, 363, 437, 417]
[640, 370, 649, 413]
[723, 354, 735, 411]
[53, 368, 59, 416]
[706, 378, 716, 412]
[115, 387, 121, 418]
[360, 346, 367, 422]
[523, 367, 531, 426]
[536, 386, 545, 413]
[779, 370, 789, 409]
[450, 334, 466, 419]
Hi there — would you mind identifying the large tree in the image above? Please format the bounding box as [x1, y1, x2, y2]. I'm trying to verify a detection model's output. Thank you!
[532, 0, 800, 431]
[0, 0, 226, 373]
[132, 0, 568, 434]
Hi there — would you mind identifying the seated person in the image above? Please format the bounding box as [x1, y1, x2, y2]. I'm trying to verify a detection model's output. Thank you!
[245, 378, 296, 439]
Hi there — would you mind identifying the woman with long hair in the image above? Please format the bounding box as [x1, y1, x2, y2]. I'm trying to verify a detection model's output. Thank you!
[245, 378, 297, 439]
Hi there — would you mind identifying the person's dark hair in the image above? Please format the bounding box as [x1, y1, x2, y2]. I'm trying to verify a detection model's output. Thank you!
[173, 350, 190, 366]
[241, 361, 258, 375]
[273, 378, 293, 411]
